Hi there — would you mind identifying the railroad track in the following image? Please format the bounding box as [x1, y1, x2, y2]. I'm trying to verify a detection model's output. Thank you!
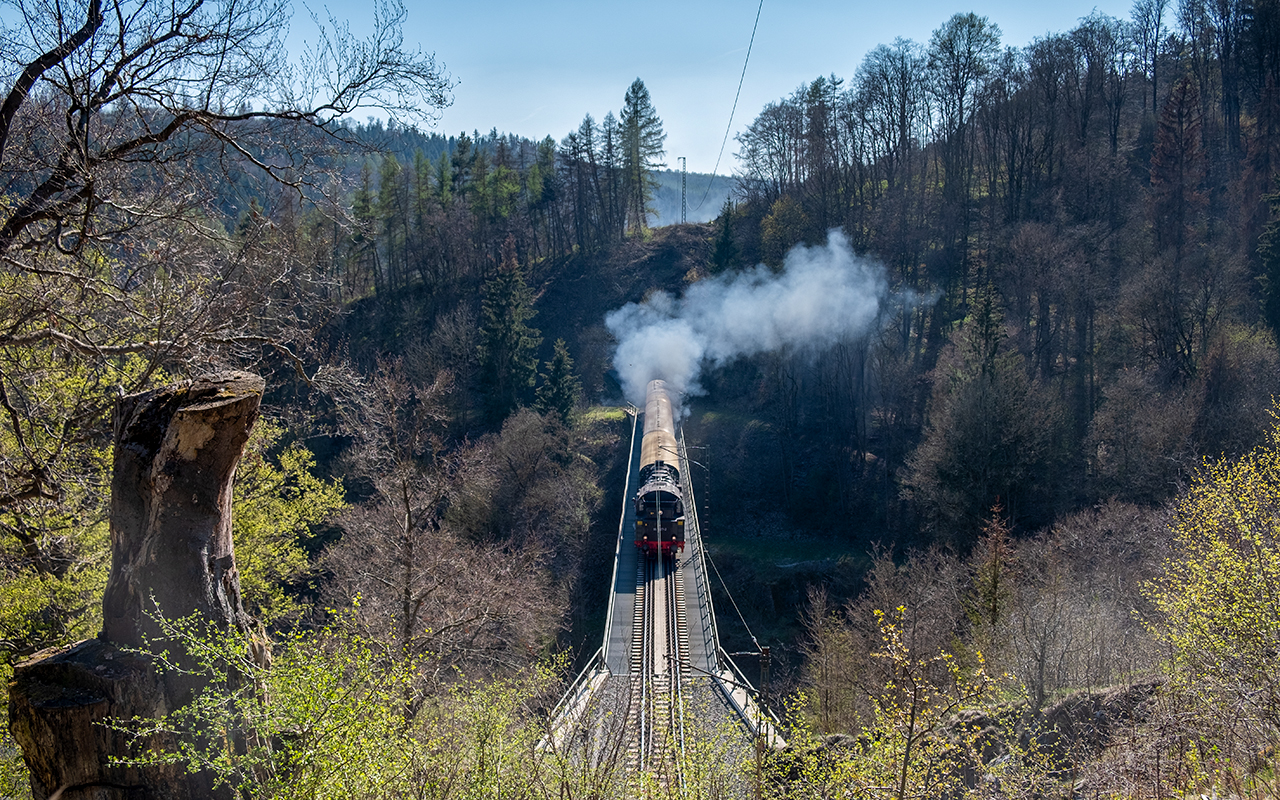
[627, 552, 689, 783]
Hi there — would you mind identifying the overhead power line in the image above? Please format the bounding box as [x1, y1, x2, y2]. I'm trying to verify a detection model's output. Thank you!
[693, 0, 765, 213]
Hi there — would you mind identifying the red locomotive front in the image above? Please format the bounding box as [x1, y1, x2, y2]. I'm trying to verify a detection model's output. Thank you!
[634, 380, 686, 558]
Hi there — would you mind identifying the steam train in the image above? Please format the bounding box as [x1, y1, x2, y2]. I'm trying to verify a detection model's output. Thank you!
[634, 379, 686, 558]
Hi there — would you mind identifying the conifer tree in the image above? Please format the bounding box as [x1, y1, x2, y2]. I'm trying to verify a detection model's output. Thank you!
[1258, 192, 1280, 341]
[349, 161, 379, 296]
[711, 198, 738, 273]
[601, 112, 626, 238]
[1150, 75, 1206, 256]
[965, 501, 1016, 641]
[377, 154, 405, 289]
[620, 78, 667, 233]
[536, 339, 583, 425]
[435, 150, 452, 205]
[478, 235, 541, 424]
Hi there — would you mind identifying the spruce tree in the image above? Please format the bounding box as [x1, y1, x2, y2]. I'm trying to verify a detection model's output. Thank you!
[620, 78, 666, 233]
[478, 235, 541, 424]
[536, 339, 583, 425]
[711, 198, 738, 273]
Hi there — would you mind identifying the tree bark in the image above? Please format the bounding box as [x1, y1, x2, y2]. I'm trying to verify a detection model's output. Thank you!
[8, 371, 264, 800]
[101, 371, 263, 650]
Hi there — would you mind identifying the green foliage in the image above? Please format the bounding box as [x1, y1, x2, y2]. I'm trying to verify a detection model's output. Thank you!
[965, 502, 1016, 643]
[0, 665, 32, 800]
[0, 345, 158, 660]
[477, 236, 541, 425]
[777, 607, 993, 800]
[0, 520, 109, 652]
[620, 78, 666, 233]
[711, 198, 738, 273]
[106, 609, 614, 800]
[535, 338, 582, 425]
[1151, 412, 1280, 698]
[435, 150, 452, 205]
[760, 195, 809, 268]
[903, 296, 1061, 539]
[110, 610, 428, 798]
[232, 422, 345, 625]
[1146, 404, 1280, 787]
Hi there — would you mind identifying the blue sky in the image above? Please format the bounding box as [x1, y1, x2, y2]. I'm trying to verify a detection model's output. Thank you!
[300, 0, 1139, 177]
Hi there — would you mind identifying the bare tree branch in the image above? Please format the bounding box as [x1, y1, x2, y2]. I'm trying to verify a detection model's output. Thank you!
[0, 0, 103, 164]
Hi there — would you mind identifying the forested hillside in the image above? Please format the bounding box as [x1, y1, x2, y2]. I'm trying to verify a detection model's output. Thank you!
[4, 0, 1280, 796]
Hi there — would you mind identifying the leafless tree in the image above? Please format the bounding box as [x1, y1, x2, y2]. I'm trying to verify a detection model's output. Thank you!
[318, 362, 562, 694]
[0, 0, 451, 254]
[1133, 0, 1170, 112]
[0, 0, 451, 605]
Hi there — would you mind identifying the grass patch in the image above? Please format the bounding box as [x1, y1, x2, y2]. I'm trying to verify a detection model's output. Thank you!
[580, 405, 629, 424]
[708, 537, 871, 570]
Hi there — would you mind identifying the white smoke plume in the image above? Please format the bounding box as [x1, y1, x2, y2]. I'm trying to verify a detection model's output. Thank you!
[606, 229, 889, 406]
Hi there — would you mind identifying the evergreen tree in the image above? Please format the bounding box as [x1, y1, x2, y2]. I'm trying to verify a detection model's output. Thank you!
[965, 502, 1016, 638]
[620, 78, 667, 233]
[601, 112, 626, 239]
[434, 150, 452, 205]
[451, 132, 474, 195]
[1150, 75, 1206, 256]
[536, 339, 583, 425]
[1257, 192, 1280, 341]
[377, 154, 405, 289]
[903, 286, 1060, 539]
[711, 198, 738, 273]
[349, 161, 379, 296]
[478, 235, 541, 424]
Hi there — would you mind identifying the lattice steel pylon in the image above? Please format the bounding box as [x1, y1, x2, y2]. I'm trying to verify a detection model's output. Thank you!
[679, 157, 686, 224]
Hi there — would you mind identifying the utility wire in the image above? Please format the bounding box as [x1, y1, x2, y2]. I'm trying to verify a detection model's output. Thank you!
[693, 0, 765, 212]
[705, 543, 760, 650]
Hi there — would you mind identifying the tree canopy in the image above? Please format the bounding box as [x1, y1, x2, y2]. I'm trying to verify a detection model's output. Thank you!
[620, 78, 666, 232]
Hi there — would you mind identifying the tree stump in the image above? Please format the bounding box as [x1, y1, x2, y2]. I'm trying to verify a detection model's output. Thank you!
[8, 372, 264, 800]
[101, 371, 263, 650]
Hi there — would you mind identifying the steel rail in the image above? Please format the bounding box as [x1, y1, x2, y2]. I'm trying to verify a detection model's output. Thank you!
[601, 408, 639, 658]
[668, 551, 688, 792]
[679, 430, 722, 672]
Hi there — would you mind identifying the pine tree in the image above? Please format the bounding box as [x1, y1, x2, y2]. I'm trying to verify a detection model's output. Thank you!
[435, 150, 452, 205]
[620, 78, 667, 233]
[478, 235, 541, 424]
[536, 339, 583, 425]
[601, 112, 626, 239]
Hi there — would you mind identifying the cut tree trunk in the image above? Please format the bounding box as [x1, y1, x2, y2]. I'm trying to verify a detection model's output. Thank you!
[8, 371, 265, 800]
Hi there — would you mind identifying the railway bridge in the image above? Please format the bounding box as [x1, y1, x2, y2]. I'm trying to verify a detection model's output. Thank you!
[546, 402, 784, 787]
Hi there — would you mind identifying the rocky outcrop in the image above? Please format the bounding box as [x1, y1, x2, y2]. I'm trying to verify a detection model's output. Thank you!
[772, 678, 1167, 794]
[1032, 679, 1165, 766]
[8, 372, 265, 800]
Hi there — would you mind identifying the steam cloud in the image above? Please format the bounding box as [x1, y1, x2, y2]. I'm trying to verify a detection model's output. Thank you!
[606, 230, 888, 406]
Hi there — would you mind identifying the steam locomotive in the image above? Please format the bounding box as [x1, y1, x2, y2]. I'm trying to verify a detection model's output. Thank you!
[634, 379, 686, 558]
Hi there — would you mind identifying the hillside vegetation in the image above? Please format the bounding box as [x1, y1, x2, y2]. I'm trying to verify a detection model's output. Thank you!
[4, 0, 1280, 796]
